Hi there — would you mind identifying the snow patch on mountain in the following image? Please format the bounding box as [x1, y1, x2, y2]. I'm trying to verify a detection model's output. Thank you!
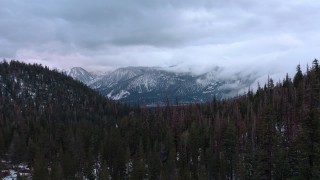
[68, 66, 258, 104]
[68, 67, 95, 84]
[128, 74, 158, 92]
[110, 90, 130, 100]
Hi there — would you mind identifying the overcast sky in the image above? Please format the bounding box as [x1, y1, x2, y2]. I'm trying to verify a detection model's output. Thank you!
[0, 0, 319, 80]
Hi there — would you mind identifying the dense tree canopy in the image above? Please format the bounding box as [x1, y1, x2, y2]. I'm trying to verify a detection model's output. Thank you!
[1, 60, 320, 179]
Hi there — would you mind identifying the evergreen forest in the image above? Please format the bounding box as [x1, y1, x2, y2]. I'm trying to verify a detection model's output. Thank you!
[1, 60, 320, 179]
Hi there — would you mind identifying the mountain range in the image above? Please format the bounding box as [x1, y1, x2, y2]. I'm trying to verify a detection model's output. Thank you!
[68, 66, 257, 105]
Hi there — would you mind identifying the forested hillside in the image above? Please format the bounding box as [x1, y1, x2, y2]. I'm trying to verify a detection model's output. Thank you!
[0, 61, 131, 179]
[1, 60, 320, 179]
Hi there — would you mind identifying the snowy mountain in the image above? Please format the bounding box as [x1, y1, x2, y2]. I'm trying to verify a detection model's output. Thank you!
[69, 66, 256, 105]
[68, 67, 96, 84]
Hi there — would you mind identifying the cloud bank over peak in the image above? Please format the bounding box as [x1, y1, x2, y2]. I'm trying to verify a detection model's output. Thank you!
[0, 0, 319, 80]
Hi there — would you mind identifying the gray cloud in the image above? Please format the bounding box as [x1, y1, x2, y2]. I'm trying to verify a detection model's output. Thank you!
[0, 0, 319, 81]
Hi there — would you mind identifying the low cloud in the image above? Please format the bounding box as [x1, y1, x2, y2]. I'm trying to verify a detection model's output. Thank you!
[0, 0, 319, 82]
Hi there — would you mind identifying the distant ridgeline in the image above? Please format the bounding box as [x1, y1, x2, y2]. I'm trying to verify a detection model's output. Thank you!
[68, 66, 256, 105]
[1, 59, 320, 179]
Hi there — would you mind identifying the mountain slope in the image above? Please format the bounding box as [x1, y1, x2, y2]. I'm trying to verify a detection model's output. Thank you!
[0, 61, 128, 120]
[71, 66, 256, 104]
[0, 60, 129, 179]
[68, 67, 96, 84]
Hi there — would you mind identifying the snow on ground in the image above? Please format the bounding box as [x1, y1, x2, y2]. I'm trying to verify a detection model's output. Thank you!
[1, 160, 31, 180]
[2, 170, 17, 180]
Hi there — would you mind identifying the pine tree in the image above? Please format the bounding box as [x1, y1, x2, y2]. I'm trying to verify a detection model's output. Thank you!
[313, 59, 319, 72]
[293, 64, 303, 88]
[132, 139, 146, 180]
[99, 160, 110, 180]
[189, 121, 200, 179]
[254, 106, 276, 180]
[0, 130, 5, 157]
[32, 150, 49, 180]
[148, 142, 161, 179]
[62, 150, 77, 179]
[51, 160, 64, 180]
[221, 122, 237, 179]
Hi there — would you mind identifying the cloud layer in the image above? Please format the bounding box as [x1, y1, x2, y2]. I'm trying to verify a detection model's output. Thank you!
[1, 0, 319, 79]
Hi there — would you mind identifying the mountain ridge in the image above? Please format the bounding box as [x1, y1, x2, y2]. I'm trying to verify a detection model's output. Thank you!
[68, 67, 96, 84]
[68, 66, 257, 104]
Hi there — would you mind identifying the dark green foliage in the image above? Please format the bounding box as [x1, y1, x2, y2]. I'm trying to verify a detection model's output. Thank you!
[32, 149, 49, 180]
[51, 160, 64, 180]
[1, 60, 320, 179]
[132, 139, 147, 180]
[221, 122, 237, 179]
[148, 142, 161, 179]
[0, 130, 5, 157]
[98, 160, 109, 180]
[294, 64, 303, 88]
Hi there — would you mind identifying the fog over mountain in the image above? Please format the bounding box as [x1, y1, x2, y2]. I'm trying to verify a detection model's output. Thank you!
[1, 0, 319, 82]
[67, 65, 261, 104]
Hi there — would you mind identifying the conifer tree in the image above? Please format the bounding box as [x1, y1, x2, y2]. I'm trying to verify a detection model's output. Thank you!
[132, 139, 146, 180]
[148, 142, 161, 179]
[222, 121, 237, 179]
[32, 150, 49, 180]
[293, 64, 303, 88]
[0, 130, 5, 157]
[99, 160, 110, 180]
[51, 160, 64, 180]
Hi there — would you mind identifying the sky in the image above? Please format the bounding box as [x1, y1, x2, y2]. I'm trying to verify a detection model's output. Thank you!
[0, 0, 320, 81]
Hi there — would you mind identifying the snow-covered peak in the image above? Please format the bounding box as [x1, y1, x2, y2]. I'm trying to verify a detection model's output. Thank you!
[68, 66, 258, 104]
[68, 67, 95, 84]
